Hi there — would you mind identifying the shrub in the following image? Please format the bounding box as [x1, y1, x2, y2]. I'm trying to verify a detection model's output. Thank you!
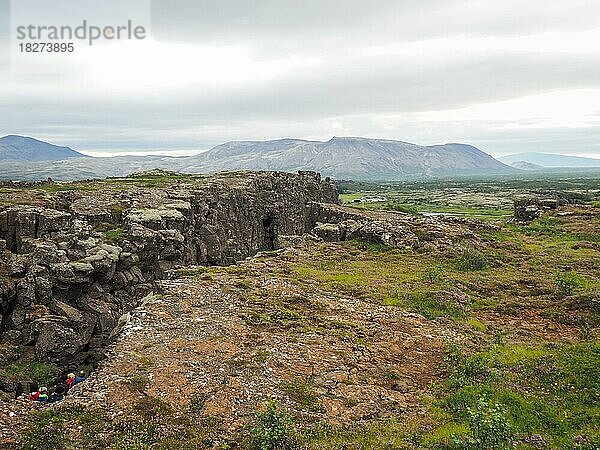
[248, 400, 299, 450]
[278, 379, 322, 412]
[189, 392, 209, 413]
[460, 397, 514, 449]
[455, 246, 489, 272]
[424, 266, 445, 283]
[555, 271, 587, 298]
[128, 374, 150, 392]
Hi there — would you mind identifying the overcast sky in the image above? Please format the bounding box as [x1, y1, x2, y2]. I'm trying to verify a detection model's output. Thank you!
[1, 0, 600, 157]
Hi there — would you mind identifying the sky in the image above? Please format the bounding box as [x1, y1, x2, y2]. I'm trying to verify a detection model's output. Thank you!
[1, 0, 600, 158]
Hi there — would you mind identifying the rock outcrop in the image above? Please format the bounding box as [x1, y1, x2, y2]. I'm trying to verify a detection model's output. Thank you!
[512, 196, 562, 222]
[0, 171, 337, 366]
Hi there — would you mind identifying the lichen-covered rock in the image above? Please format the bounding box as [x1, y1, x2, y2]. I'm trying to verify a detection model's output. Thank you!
[312, 222, 344, 242]
[310, 218, 419, 248]
[0, 171, 338, 366]
[512, 196, 564, 222]
[513, 197, 542, 222]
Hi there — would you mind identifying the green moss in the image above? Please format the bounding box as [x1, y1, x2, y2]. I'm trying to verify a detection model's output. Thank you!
[466, 318, 487, 332]
[278, 379, 323, 413]
[386, 290, 468, 319]
[0, 360, 58, 386]
[104, 227, 125, 241]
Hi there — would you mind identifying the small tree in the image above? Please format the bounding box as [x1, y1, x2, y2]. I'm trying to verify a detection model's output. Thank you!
[249, 400, 298, 450]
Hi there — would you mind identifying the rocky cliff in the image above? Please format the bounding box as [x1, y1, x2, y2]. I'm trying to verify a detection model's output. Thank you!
[0, 171, 337, 367]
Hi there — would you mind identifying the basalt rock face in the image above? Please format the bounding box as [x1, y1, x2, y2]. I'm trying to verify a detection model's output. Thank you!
[511, 196, 562, 222]
[0, 171, 337, 366]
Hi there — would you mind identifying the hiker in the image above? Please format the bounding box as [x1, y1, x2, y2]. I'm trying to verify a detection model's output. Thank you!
[14, 382, 24, 400]
[66, 372, 76, 390]
[72, 370, 86, 386]
[49, 385, 65, 403]
[36, 387, 49, 402]
[28, 384, 40, 401]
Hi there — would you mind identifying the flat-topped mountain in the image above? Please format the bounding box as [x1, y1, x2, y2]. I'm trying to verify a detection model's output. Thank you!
[0, 135, 86, 161]
[180, 137, 513, 179]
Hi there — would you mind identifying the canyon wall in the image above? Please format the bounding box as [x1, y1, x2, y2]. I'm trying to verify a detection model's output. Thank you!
[0, 171, 337, 366]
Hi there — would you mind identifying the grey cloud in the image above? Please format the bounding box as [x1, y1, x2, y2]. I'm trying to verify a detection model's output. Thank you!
[150, 0, 600, 55]
[1, 0, 600, 156]
[3, 52, 599, 124]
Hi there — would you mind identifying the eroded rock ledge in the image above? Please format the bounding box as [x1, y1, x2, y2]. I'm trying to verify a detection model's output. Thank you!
[0, 171, 337, 367]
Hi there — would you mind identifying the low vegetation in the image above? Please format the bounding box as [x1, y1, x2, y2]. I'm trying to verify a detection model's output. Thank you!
[7, 176, 600, 448]
[423, 341, 600, 449]
[0, 360, 58, 386]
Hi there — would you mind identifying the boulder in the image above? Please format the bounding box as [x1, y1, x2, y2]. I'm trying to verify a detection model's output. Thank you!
[513, 197, 542, 222]
[34, 321, 81, 360]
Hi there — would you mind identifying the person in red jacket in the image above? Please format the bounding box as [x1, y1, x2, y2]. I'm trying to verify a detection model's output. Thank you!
[66, 373, 76, 390]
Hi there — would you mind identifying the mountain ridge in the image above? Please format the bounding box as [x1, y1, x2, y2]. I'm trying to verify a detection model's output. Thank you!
[0, 135, 87, 161]
[499, 152, 600, 168]
[0, 135, 515, 180]
[179, 137, 513, 179]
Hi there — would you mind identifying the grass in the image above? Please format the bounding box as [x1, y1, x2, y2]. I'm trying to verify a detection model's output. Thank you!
[305, 419, 421, 449]
[279, 379, 323, 413]
[424, 341, 600, 449]
[555, 270, 589, 298]
[104, 227, 125, 241]
[0, 360, 58, 386]
[288, 224, 599, 326]
[342, 199, 512, 220]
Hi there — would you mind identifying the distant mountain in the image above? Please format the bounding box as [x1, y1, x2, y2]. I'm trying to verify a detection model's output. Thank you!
[0, 136, 515, 181]
[0, 135, 86, 161]
[499, 152, 600, 168]
[177, 137, 513, 179]
[508, 160, 544, 171]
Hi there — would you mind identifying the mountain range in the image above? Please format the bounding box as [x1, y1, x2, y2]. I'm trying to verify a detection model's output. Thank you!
[0, 135, 516, 181]
[498, 152, 600, 169]
[7, 135, 600, 180]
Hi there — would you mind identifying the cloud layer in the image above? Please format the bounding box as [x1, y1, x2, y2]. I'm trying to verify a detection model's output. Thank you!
[1, 0, 599, 157]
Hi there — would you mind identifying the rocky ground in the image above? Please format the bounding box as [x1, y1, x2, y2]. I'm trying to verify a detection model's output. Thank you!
[0, 175, 598, 449]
